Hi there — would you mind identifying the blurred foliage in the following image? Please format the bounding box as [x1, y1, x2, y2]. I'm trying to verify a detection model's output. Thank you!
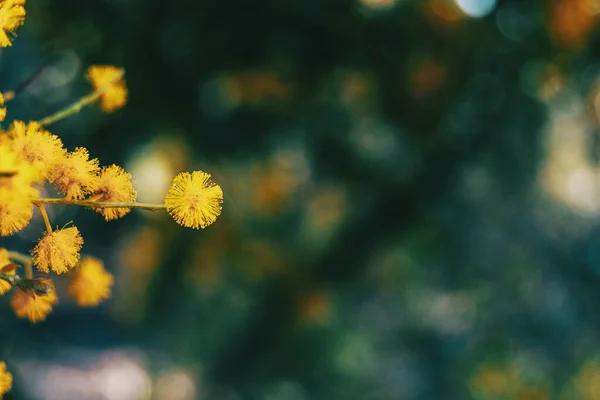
[5, 0, 600, 399]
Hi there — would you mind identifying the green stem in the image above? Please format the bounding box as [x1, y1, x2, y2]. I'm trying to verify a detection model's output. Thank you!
[0, 272, 18, 285]
[34, 198, 166, 211]
[35, 203, 53, 234]
[8, 251, 33, 279]
[37, 68, 125, 127]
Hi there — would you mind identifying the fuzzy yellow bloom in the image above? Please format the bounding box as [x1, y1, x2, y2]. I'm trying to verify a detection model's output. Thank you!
[0, 93, 6, 122]
[0, 142, 38, 236]
[88, 165, 136, 221]
[0, 361, 11, 397]
[0, 248, 14, 295]
[48, 147, 100, 199]
[86, 65, 127, 112]
[11, 284, 57, 323]
[0, 0, 25, 48]
[9, 120, 66, 178]
[165, 171, 223, 229]
[32, 226, 83, 274]
[68, 256, 114, 306]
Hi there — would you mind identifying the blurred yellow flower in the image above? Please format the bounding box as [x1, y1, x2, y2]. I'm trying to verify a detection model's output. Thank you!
[48, 147, 100, 199]
[32, 226, 83, 274]
[164, 171, 223, 229]
[0, 248, 14, 295]
[8, 120, 66, 178]
[0, 142, 37, 236]
[88, 164, 136, 221]
[517, 386, 549, 400]
[0, 93, 6, 122]
[86, 65, 127, 112]
[573, 358, 600, 400]
[11, 284, 57, 322]
[0, 0, 25, 48]
[469, 364, 515, 398]
[0, 361, 11, 397]
[68, 256, 113, 306]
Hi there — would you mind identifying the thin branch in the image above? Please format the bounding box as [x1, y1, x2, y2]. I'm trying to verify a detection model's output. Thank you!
[8, 251, 33, 279]
[3, 64, 48, 103]
[35, 203, 53, 234]
[37, 68, 125, 127]
[34, 198, 166, 211]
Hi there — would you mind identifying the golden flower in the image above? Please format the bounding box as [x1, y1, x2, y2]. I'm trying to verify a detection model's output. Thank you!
[32, 226, 83, 274]
[88, 165, 136, 221]
[68, 256, 114, 306]
[0, 0, 25, 48]
[8, 120, 66, 178]
[0, 361, 11, 397]
[0, 248, 14, 295]
[164, 171, 223, 229]
[48, 147, 100, 199]
[86, 65, 127, 112]
[0, 198, 33, 236]
[11, 284, 58, 323]
[0, 142, 37, 236]
[0, 93, 6, 122]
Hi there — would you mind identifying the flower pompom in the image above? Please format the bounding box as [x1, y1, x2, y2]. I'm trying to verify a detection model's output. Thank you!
[0, 142, 38, 236]
[0, 361, 12, 397]
[0, 93, 6, 122]
[48, 147, 100, 199]
[164, 171, 223, 229]
[68, 256, 114, 307]
[86, 65, 127, 112]
[11, 284, 58, 323]
[87, 165, 136, 221]
[9, 120, 66, 178]
[0, 248, 14, 295]
[32, 226, 83, 274]
[0, 0, 26, 48]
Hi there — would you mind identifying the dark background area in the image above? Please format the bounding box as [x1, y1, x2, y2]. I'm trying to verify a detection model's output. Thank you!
[2, 0, 600, 398]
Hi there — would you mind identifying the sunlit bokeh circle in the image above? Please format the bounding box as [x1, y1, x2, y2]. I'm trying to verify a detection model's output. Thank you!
[454, 0, 497, 18]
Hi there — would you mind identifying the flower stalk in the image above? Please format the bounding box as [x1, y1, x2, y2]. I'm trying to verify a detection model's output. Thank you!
[37, 68, 125, 127]
[33, 198, 166, 211]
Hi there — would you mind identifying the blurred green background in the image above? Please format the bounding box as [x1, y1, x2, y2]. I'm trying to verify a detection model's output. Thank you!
[4, 0, 600, 398]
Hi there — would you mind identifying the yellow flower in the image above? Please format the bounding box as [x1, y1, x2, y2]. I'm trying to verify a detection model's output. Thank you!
[0, 248, 14, 295]
[48, 147, 100, 199]
[87, 165, 136, 221]
[8, 120, 66, 178]
[86, 65, 127, 112]
[11, 283, 58, 323]
[0, 93, 6, 122]
[164, 171, 223, 229]
[68, 256, 114, 306]
[32, 226, 83, 274]
[0, 0, 25, 48]
[0, 361, 12, 397]
[0, 142, 37, 236]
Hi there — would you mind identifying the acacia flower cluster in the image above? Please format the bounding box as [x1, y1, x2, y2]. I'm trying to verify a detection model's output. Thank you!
[0, 1, 223, 395]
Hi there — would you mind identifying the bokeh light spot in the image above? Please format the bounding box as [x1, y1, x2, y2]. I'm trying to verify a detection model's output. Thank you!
[454, 0, 497, 18]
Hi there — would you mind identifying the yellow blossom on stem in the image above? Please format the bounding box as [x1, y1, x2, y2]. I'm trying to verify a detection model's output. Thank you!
[0, 0, 25, 48]
[87, 165, 136, 221]
[0, 142, 38, 236]
[0, 248, 14, 295]
[11, 282, 57, 323]
[0, 361, 11, 397]
[48, 147, 100, 199]
[8, 120, 66, 178]
[32, 226, 83, 274]
[68, 256, 114, 306]
[86, 65, 127, 112]
[164, 170, 223, 229]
